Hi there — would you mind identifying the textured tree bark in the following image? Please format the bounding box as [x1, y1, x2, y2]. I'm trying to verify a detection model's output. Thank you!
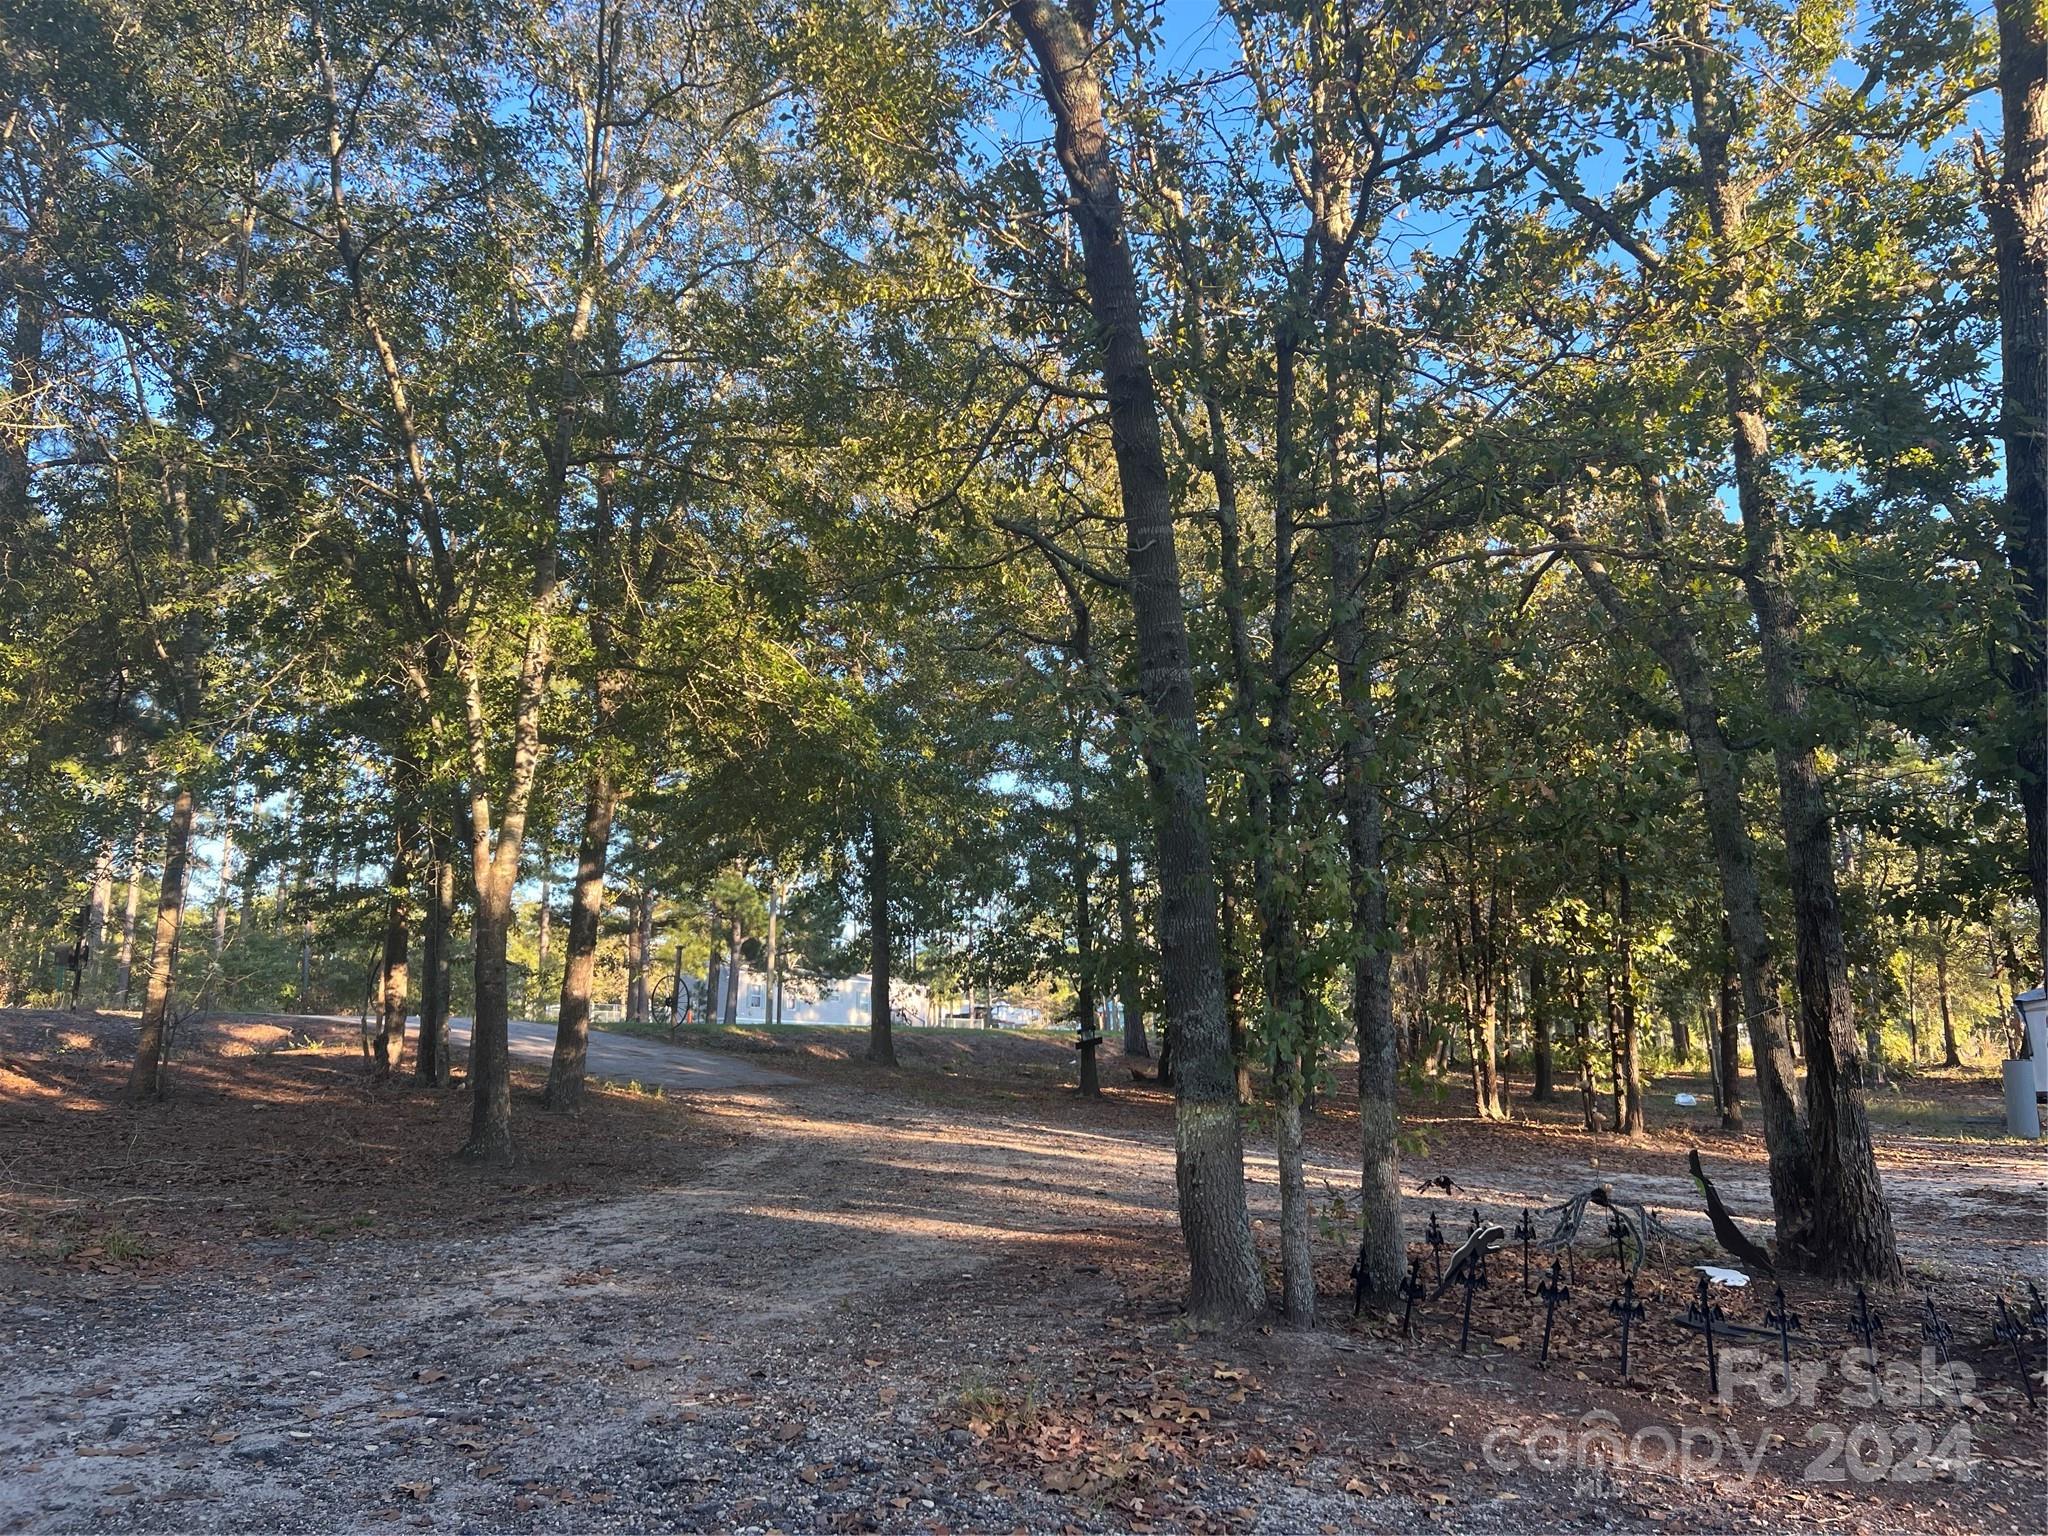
[1687, 14, 1898, 1278]
[1275, 1057, 1313, 1326]
[1071, 718, 1102, 1097]
[317, 2, 565, 1161]
[1616, 858, 1646, 1139]
[1936, 939, 1962, 1068]
[1191, 276, 1263, 1114]
[721, 905, 742, 1027]
[1988, 0, 2048, 973]
[1261, 319, 1311, 1322]
[116, 819, 143, 1006]
[1114, 833, 1148, 1057]
[764, 887, 781, 1027]
[86, 846, 112, 995]
[1530, 956, 1555, 1102]
[865, 814, 897, 1067]
[1329, 471, 1405, 1304]
[1074, 834, 1100, 1098]
[626, 887, 654, 1025]
[129, 787, 195, 1100]
[545, 762, 617, 1111]
[1569, 966, 1601, 1132]
[1011, 0, 1263, 1322]
[1718, 947, 1745, 1132]
[416, 827, 453, 1086]
[706, 922, 726, 1030]
[536, 848, 553, 979]
[374, 808, 415, 1077]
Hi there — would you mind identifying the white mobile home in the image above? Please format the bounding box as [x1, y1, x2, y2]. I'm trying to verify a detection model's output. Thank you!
[706, 967, 934, 1029]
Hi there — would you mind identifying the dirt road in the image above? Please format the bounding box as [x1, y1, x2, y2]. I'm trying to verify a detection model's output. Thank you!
[2, 1019, 2043, 1534]
[444, 1017, 797, 1094]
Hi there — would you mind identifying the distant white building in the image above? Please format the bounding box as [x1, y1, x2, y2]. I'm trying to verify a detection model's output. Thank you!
[706, 967, 935, 1029]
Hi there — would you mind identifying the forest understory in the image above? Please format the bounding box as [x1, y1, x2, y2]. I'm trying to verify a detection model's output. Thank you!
[1, 1013, 2041, 1535]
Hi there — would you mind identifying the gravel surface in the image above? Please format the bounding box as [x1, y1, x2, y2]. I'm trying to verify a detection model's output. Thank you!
[3, 1030, 2043, 1533]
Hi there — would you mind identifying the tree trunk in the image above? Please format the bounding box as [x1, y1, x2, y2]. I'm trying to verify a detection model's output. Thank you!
[85, 845, 113, 996]
[1530, 956, 1555, 1102]
[1329, 478, 1405, 1304]
[465, 882, 514, 1157]
[721, 904, 742, 1026]
[1686, 5, 1897, 1280]
[416, 825, 453, 1086]
[536, 848, 553, 980]
[374, 808, 414, 1077]
[1718, 937, 1745, 1131]
[116, 814, 145, 1006]
[544, 762, 617, 1111]
[1554, 508, 1814, 1236]
[211, 812, 236, 961]
[764, 887, 781, 1028]
[1114, 833, 1148, 1056]
[1275, 1055, 1312, 1326]
[1936, 938, 1962, 1068]
[1011, 0, 1263, 1323]
[639, 892, 656, 1021]
[707, 920, 726, 1030]
[128, 787, 195, 1099]
[1989, 0, 2048, 974]
[866, 813, 896, 1067]
[1570, 967, 1601, 1133]
[1616, 859, 1646, 1139]
[1072, 720, 1102, 1097]
[625, 887, 649, 1025]
[1260, 316, 1310, 1321]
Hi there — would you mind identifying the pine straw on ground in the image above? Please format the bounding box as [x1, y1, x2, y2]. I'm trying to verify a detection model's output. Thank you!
[0, 1009, 734, 1280]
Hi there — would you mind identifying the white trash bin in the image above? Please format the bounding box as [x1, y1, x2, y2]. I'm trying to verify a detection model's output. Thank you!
[2003, 1058, 2042, 1140]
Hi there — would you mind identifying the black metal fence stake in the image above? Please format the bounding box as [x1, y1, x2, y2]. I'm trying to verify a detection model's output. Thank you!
[1608, 1209, 1630, 1270]
[1764, 1285, 1801, 1370]
[1685, 1271, 1724, 1396]
[1514, 1208, 1537, 1295]
[1350, 1240, 1370, 1319]
[1994, 1296, 2039, 1406]
[1608, 1277, 1644, 1380]
[1426, 1212, 1446, 1287]
[1536, 1258, 1569, 1368]
[1398, 1256, 1425, 1338]
[1455, 1252, 1487, 1353]
[1919, 1289, 1953, 1367]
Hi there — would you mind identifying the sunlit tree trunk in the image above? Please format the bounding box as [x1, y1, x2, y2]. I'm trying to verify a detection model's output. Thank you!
[129, 788, 194, 1099]
[865, 813, 896, 1066]
[1616, 857, 1646, 1139]
[1011, 0, 1263, 1322]
[116, 816, 144, 1006]
[545, 762, 616, 1111]
[416, 821, 453, 1086]
[1686, 11, 1898, 1280]
[1569, 965, 1600, 1133]
[374, 807, 414, 1077]
[1936, 937, 1962, 1068]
